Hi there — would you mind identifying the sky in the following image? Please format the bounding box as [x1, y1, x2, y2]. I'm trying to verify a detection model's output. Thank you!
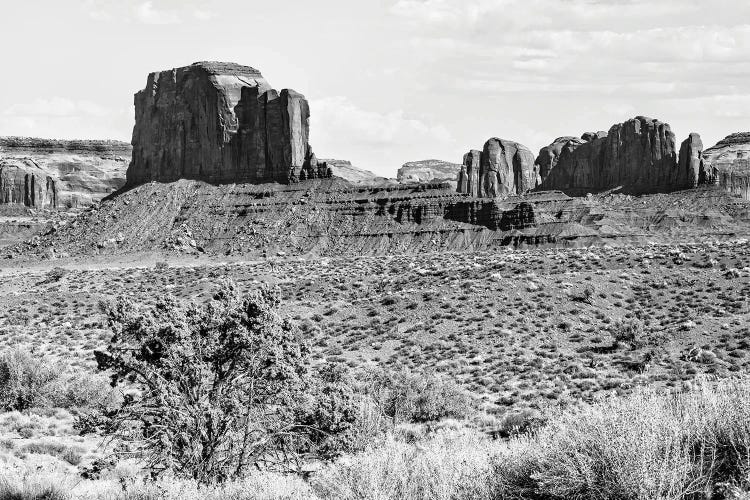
[1, 0, 749, 177]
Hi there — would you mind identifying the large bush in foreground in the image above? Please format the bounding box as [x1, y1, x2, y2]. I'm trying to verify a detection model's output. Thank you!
[94, 281, 357, 483]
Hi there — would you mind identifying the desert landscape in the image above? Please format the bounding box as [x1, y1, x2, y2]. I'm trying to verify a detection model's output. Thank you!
[3, 2, 750, 499]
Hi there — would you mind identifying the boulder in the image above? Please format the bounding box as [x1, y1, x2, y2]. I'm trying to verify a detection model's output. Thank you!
[0, 159, 57, 209]
[126, 61, 314, 187]
[538, 117, 699, 195]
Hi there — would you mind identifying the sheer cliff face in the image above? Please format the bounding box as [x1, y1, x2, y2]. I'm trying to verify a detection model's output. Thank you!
[704, 133, 750, 200]
[126, 61, 314, 187]
[0, 159, 57, 209]
[0, 138, 130, 209]
[456, 140, 537, 198]
[535, 117, 704, 196]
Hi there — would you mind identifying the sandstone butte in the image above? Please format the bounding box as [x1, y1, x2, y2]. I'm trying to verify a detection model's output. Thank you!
[530, 117, 714, 196]
[456, 139, 539, 198]
[126, 61, 331, 188]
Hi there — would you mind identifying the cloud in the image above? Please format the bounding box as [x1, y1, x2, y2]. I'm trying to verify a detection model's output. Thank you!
[309, 96, 454, 175]
[83, 0, 216, 24]
[0, 98, 131, 140]
[311, 96, 452, 146]
[135, 1, 182, 24]
[4, 98, 110, 118]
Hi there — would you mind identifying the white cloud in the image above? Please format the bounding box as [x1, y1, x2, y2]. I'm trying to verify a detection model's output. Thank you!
[83, 0, 216, 24]
[311, 96, 452, 146]
[309, 96, 455, 175]
[135, 1, 181, 24]
[4, 98, 110, 118]
[0, 99, 131, 140]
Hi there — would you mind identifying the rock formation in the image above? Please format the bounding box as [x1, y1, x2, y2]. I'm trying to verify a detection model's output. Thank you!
[462, 150, 481, 197]
[0, 137, 129, 208]
[535, 137, 585, 184]
[536, 117, 705, 195]
[126, 61, 319, 187]
[0, 158, 57, 209]
[318, 159, 390, 184]
[397, 160, 463, 189]
[456, 140, 537, 197]
[678, 133, 714, 187]
[704, 133, 750, 199]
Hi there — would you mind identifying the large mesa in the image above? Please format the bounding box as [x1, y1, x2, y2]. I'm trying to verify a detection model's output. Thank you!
[126, 61, 328, 188]
[535, 116, 711, 196]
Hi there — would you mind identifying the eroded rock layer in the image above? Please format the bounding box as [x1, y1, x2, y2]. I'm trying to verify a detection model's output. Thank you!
[127, 61, 319, 187]
[536, 117, 703, 195]
[0, 159, 57, 209]
[704, 133, 750, 200]
[0, 137, 129, 208]
[17, 178, 750, 259]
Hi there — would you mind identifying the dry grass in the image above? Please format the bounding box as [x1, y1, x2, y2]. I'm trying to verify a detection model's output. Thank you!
[4, 379, 750, 499]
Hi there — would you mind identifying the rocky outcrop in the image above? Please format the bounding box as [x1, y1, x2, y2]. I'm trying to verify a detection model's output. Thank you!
[0, 137, 129, 208]
[679, 133, 714, 187]
[535, 137, 585, 183]
[397, 160, 463, 188]
[461, 150, 481, 197]
[0, 159, 57, 209]
[536, 117, 702, 195]
[457, 139, 536, 197]
[704, 133, 750, 199]
[318, 159, 391, 184]
[127, 61, 318, 187]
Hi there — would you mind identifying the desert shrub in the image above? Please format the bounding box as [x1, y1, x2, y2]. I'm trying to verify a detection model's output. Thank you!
[358, 367, 473, 424]
[610, 317, 646, 348]
[18, 440, 84, 466]
[490, 378, 750, 500]
[0, 350, 62, 411]
[47, 371, 115, 410]
[313, 430, 494, 500]
[0, 349, 112, 412]
[93, 280, 357, 483]
[44, 267, 68, 284]
[0, 477, 69, 500]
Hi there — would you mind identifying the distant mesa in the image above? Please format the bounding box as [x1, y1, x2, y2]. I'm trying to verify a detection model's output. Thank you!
[320, 159, 393, 185]
[533, 117, 714, 196]
[0, 158, 57, 209]
[455, 118, 732, 199]
[398, 160, 463, 188]
[456, 138, 538, 197]
[0, 137, 130, 209]
[126, 61, 329, 188]
[704, 132, 750, 200]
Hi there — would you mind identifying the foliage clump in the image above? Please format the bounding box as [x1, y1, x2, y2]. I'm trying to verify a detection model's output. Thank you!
[93, 280, 357, 483]
[359, 367, 473, 424]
